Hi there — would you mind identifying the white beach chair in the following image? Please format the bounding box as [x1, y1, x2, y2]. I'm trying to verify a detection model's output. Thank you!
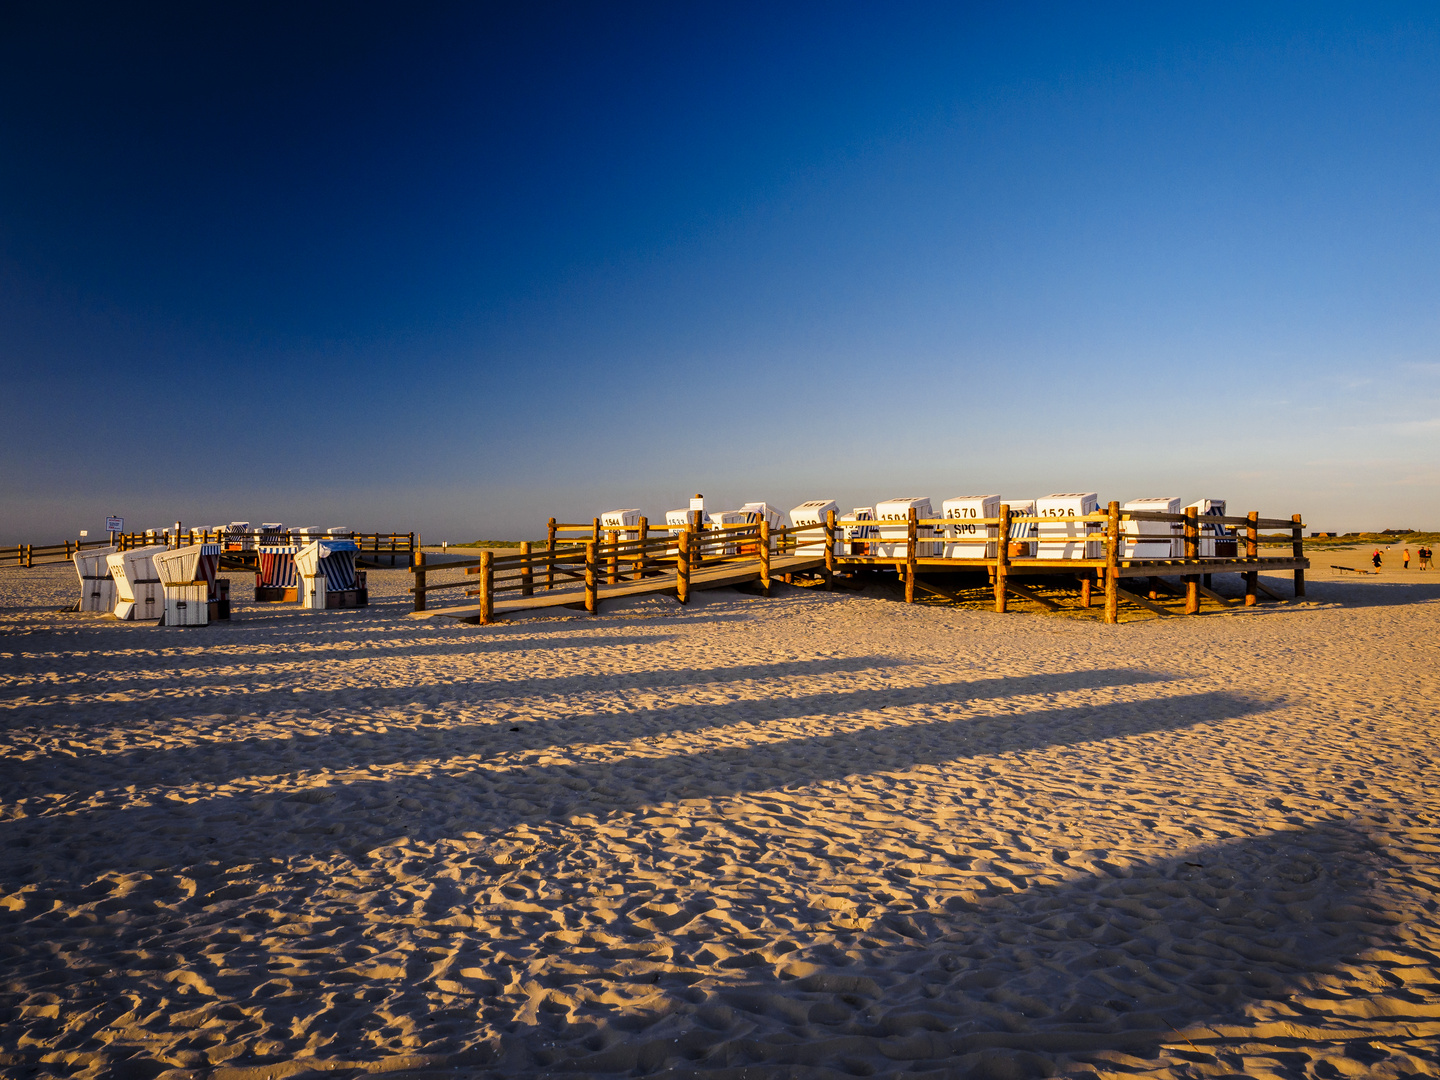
[153, 544, 224, 627]
[1036, 493, 1102, 560]
[873, 497, 940, 558]
[107, 545, 168, 620]
[941, 495, 1001, 559]
[1122, 498, 1183, 559]
[73, 546, 117, 613]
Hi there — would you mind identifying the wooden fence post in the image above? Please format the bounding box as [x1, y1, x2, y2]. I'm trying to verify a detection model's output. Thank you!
[905, 507, 918, 603]
[414, 545, 426, 612]
[758, 519, 771, 595]
[479, 549, 494, 624]
[676, 527, 691, 603]
[520, 541, 533, 597]
[1292, 514, 1305, 597]
[994, 504, 1010, 613]
[1245, 511, 1258, 607]
[547, 518, 557, 590]
[1184, 506, 1200, 614]
[635, 517, 648, 581]
[584, 542, 598, 613]
[606, 529, 618, 585]
[1080, 574, 1092, 608]
[591, 518, 601, 547]
[824, 509, 837, 589]
[25, 544, 32, 569]
[1104, 501, 1120, 624]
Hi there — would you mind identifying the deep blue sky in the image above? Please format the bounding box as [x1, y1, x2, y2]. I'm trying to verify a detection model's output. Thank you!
[3, 2, 1438, 541]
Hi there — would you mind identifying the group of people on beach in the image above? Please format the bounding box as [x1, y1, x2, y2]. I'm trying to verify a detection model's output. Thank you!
[1375, 546, 1432, 569]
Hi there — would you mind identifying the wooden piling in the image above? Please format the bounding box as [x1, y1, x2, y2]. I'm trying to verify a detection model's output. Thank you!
[479, 549, 494, 624]
[635, 517, 648, 581]
[547, 518, 557, 590]
[1245, 511, 1258, 607]
[1104, 501, 1120, 624]
[905, 507, 918, 604]
[676, 527, 691, 603]
[1184, 506, 1200, 614]
[1292, 514, 1305, 597]
[520, 541, 533, 597]
[994, 504, 1011, 613]
[758, 519, 771, 595]
[825, 509, 837, 589]
[606, 529, 618, 585]
[413, 545, 426, 612]
[584, 541, 598, 614]
[1080, 574, 1092, 608]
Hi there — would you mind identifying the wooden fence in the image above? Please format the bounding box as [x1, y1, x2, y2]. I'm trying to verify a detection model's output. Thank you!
[5, 530, 416, 567]
[0, 538, 115, 568]
[412, 504, 1306, 625]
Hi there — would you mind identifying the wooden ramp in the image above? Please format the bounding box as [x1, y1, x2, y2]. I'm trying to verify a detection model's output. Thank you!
[409, 554, 825, 623]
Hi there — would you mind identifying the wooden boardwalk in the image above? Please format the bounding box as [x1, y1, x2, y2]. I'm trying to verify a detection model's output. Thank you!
[409, 503, 1310, 625]
[409, 553, 824, 623]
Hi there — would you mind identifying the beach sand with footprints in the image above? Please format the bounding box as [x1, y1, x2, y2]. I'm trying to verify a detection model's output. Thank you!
[1, 562, 1438, 1078]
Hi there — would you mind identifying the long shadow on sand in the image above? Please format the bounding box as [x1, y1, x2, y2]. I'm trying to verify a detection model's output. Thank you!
[0, 808, 1393, 1077]
[4, 667, 1168, 796]
[532, 820, 1392, 1078]
[0, 685, 1272, 883]
[0, 642, 850, 714]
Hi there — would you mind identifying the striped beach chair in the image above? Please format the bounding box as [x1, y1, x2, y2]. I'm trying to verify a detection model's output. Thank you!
[255, 543, 300, 602]
[295, 539, 367, 610]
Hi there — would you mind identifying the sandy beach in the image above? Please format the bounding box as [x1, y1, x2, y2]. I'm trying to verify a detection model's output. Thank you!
[2, 561, 1438, 1079]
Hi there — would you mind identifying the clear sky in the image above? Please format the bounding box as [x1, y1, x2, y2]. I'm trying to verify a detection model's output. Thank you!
[3, 2, 1438, 542]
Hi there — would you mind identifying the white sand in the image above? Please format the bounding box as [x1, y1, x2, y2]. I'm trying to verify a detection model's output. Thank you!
[1, 561, 1437, 1079]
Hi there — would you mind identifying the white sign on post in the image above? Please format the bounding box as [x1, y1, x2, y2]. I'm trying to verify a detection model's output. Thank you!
[106, 517, 123, 533]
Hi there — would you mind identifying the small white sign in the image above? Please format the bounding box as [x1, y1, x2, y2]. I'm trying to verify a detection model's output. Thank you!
[106, 517, 123, 533]
[79, 530, 88, 537]
[689, 497, 705, 512]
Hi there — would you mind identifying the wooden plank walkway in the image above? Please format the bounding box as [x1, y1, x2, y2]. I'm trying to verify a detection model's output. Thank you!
[409, 553, 825, 623]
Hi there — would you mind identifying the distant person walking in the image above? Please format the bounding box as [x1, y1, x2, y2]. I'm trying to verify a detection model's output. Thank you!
[1403, 547, 1411, 569]
[1422, 546, 1433, 570]
[1372, 548, 1383, 569]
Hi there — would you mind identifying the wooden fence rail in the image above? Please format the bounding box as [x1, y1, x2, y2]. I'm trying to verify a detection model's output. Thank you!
[6, 530, 417, 569]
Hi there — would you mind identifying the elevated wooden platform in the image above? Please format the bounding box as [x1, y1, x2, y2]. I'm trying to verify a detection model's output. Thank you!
[843, 555, 1308, 578]
[410, 553, 824, 623]
[411, 504, 1309, 625]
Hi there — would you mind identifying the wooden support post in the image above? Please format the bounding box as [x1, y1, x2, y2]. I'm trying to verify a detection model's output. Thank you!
[606, 529, 618, 585]
[1184, 506, 1200, 614]
[905, 507, 918, 603]
[584, 541, 598, 614]
[1104, 500, 1120, 624]
[676, 527, 691, 604]
[1080, 574, 1092, 608]
[479, 549, 494, 624]
[414, 545, 427, 612]
[635, 517, 648, 581]
[1292, 513, 1305, 597]
[407, 533, 415, 568]
[994, 503, 1011, 613]
[547, 518, 558, 590]
[520, 540, 533, 597]
[758, 519, 771, 596]
[824, 510, 837, 589]
[1245, 511, 1258, 607]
